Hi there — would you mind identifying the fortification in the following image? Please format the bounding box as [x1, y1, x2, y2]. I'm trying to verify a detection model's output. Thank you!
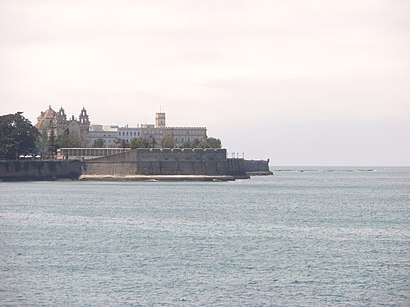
[0, 152, 271, 181]
[83, 148, 244, 178]
[244, 159, 273, 175]
[0, 160, 81, 181]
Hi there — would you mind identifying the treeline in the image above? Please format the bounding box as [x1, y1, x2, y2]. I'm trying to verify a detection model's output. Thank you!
[94, 135, 222, 149]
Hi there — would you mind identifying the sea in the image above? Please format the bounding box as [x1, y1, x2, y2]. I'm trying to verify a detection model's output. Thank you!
[0, 167, 409, 306]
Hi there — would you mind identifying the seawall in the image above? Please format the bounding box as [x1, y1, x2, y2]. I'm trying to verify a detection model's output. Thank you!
[0, 152, 271, 181]
[0, 160, 82, 181]
[227, 158, 248, 178]
[244, 159, 273, 176]
[83, 148, 250, 180]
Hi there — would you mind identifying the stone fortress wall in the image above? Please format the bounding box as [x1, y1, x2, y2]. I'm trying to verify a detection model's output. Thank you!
[244, 159, 273, 175]
[0, 160, 81, 181]
[0, 150, 271, 181]
[83, 148, 249, 178]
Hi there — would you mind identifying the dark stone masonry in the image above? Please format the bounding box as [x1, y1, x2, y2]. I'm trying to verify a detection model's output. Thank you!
[83, 148, 250, 179]
[244, 159, 273, 175]
[0, 160, 81, 181]
[0, 148, 272, 181]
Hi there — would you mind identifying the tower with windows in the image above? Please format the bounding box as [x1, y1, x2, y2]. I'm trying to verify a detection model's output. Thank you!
[56, 107, 67, 124]
[155, 112, 166, 128]
[79, 107, 90, 126]
[79, 107, 91, 144]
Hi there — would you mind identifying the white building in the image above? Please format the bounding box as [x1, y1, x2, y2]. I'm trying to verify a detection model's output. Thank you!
[88, 125, 119, 147]
[88, 113, 207, 148]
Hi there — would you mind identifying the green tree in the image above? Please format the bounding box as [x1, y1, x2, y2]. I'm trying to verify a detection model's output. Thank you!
[93, 138, 105, 148]
[148, 135, 156, 148]
[57, 133, 82, 148]
[181, 140, 192, 148]
[115, 139, 130, 149]
[0, 112, 40, 160]
[191, 138, 201, 148]
[161, 135, 176, 148]
[48, 128, 57, 159]
[200, 137, 222, 149]
[130, 136, 150, 149]
[35, 128, 48, 158]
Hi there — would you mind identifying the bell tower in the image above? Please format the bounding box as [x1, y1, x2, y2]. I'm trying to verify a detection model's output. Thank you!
[79, 107, 91, 146]
[79, 107, 90, 125]
[155, 112, 166, 128]
[56, 107, 67, 124]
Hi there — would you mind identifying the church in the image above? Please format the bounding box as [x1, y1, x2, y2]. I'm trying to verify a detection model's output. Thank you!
[35, 106, 90, 146]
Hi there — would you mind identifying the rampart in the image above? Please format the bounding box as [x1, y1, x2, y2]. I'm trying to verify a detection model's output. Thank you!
[83, 148, 238, 177]
[0, 151, 271, 181]
[244, 159, 273, 175]
[227, 158, 247, 177]
[0, 160, 82, 181]
[57, 148, 130, 160]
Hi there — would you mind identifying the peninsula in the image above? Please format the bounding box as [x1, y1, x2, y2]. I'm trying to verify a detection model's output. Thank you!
[0, 107, 272, 181]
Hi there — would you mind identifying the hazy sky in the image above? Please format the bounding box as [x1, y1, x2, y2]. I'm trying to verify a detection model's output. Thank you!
[1, 0, 409, 165]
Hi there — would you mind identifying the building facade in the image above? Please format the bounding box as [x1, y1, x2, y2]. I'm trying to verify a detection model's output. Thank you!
[87, 125, 118, 148]
[90, 113, 207, 148]
[36, 106, 207, 148]
[35, 105, 90, 146]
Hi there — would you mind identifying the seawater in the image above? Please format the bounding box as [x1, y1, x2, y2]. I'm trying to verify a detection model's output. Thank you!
[0, 167, 409, 305]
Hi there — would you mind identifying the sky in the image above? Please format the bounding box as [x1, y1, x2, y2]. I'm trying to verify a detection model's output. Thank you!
[0, 0, 409, 165]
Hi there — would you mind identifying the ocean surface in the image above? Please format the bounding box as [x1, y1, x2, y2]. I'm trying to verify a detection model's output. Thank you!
[0, 167, 409, 306]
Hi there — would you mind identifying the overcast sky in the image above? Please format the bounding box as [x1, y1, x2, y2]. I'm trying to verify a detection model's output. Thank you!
[1, 0, 409, 165]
